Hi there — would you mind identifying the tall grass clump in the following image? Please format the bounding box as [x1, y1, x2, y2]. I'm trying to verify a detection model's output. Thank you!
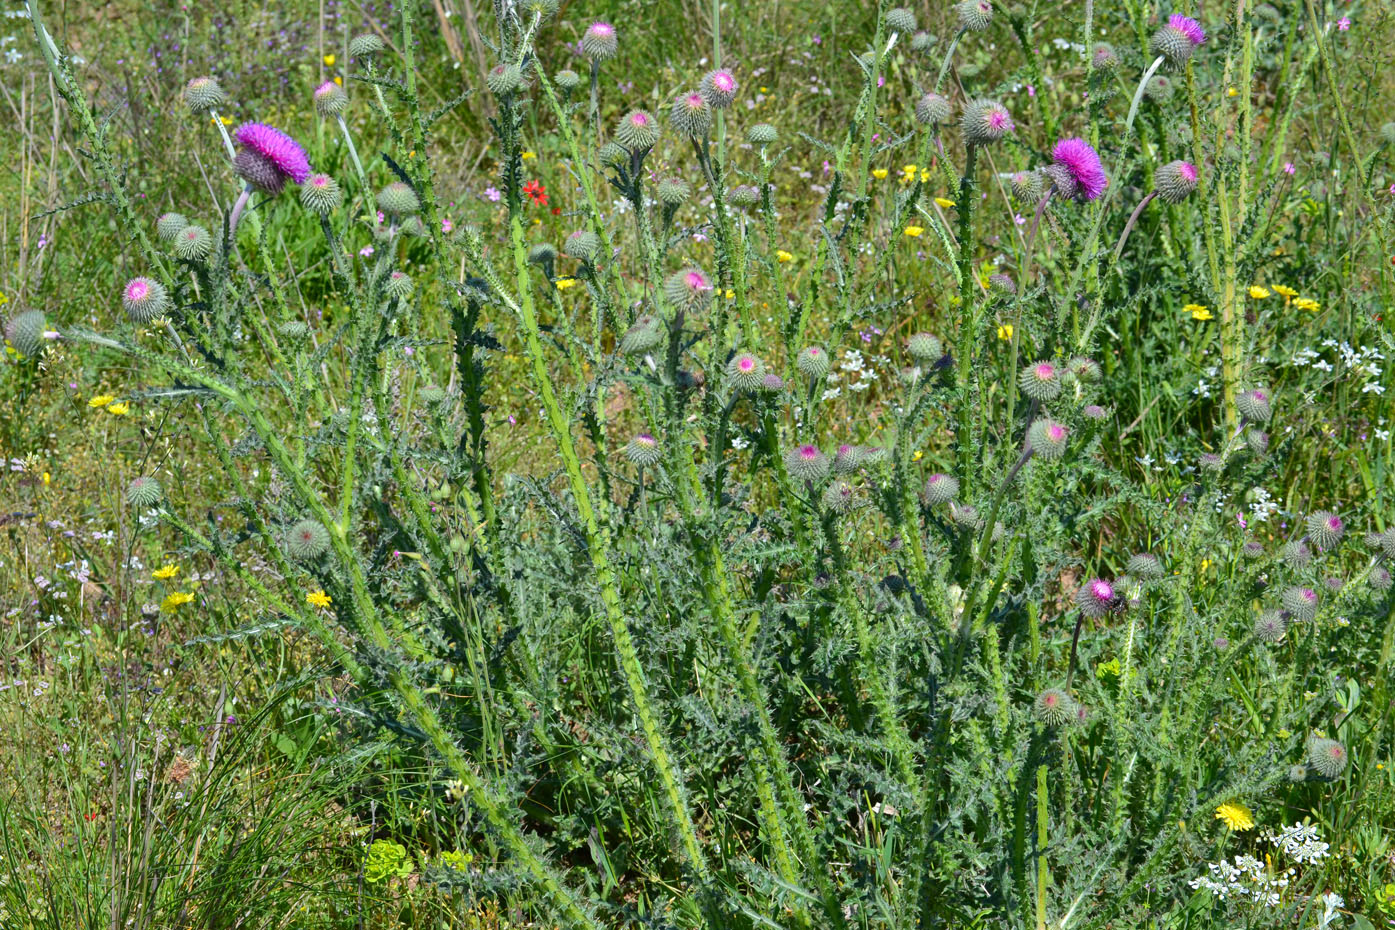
[10, 0, 1395, 925]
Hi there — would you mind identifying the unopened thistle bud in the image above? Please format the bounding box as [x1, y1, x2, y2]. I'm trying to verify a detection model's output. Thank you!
[616, 110, 659, 152]
[1150, 14, 1206, 69]
[822, 480, 859, 514]
[1381, 529, 1395, 559]
[923, 473, 959, 504]
[1253, 610, 1287, 643]
[377, 181, 421, 220]
[123, 276, 171, 324]
[988, 274, 1016, 295]
[956, 0, 993, 32]
[1091, 43, 1119, 70]
[126, 475, 163, 508]
[1382, 122, 1395, 146]
[278, 321, 309, 340]
[1306, 511, 1344, 550]
[384, 270, 414, 300]
[581, 21, 618, 61]
[785, 443, 830, 482]
[1011, 170, 1044, 205]
[313, 80, 349, 117]
[1245, 428, 1269, 457]
[699, 69, 738, 109]
[1242, 540, 1266, 559]
[1126, 552, 1164, 580]
[620, 315, 664, 354]
[1082, 404, 1108, 420]
[664, 266, 715, 311]
[157, 212, 189, 242]
[657, 178, 691, 205]
[961, 99, 1014, 145]
[173, 224, 212, 261]
[625, 433, 662, 467]
[885, 6, 917, 33]
[597, 141, 629, 166]
[1282, 540, 1313, 569]
[1235, 387, 1273, 423]
[1156, 160, 1199, 203]
[1306, 737, 1347, 778]
[1144, 74, 1175, 102]
[1068, 356, 1101, 383]
[1369, 565, 1393, 592]
[1019, 360, 1063, 401]
[528, 243, 557, 266]
[727, 352, 768, 392]
[1281, 585, 1319, 622]
[564, 229, 601, 263]
[761, 373, 784, 392]
[859, 445, 888, 466]
[1034, 688, 1076, 727]
[300, 173, 342, 215]
[727, 184, 760, 208]
[832, 444, 862, 474]
[4, 310, 46, 358]
[1199, 452, 1224, 472]
[349, 33, 385, 59]
[1076, 577, 1121, 617]
[486, 63, 523, 96]
[914, 92, 953, 127]
[797, 346, 830, 379]
[286, 518, 330, 560]
[1027, 419, 1069, 459]
[746, 123, 778, 146]
[555, 68, 581, 91]
[669, 92, 712, 138]
[907, 332, 943, 362]
[950, 502, 981, 530]
[183, 76, 226, 113]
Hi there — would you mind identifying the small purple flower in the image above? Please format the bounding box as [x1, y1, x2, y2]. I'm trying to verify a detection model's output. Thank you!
[1050, 137, 1108, 201]
[234, 122, 311, 185]
[1167, 13, 1206, 46]
[484, 186, 502, 202]
[1336, 16, 1350, 30]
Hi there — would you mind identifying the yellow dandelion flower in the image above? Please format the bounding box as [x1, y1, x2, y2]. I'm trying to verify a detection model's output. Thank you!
[1293, 297, 1320, 312]
[776, 250, 794, 263]
[152, 564, 180, 580]
[161, 591, 195, 613]
[1248, 286, 1271, 299]
[323, 53, 336, 66]
[521, 151, 537, 160]
[88, 394, 116, 408]
[554, 277, 579, 290]
[1272, 284, 1297, 299]
[1214, 802, 1255, 831]
[997, 324, 1014, 340]
[106, 402, 130, 415]
[903, 226, 925, 238]
[306, 589, 332, 609]
[934, 197, 956, 208]
[871, 168, 889, 180]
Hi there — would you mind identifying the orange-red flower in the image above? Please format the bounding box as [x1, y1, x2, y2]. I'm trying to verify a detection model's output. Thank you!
[523, 180, 548, 206]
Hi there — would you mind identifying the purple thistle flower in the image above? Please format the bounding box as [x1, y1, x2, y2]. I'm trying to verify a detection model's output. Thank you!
[1076, 578, 1121, 617]
[1049, 137, 1107, 201]
[1167, 13, 1206, 46]
[235, 122, 311, 185]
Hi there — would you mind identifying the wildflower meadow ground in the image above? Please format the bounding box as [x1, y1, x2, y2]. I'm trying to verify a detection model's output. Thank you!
[3, 0, 1395, 927]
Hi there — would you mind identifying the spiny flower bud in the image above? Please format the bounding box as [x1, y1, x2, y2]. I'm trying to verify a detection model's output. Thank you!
[1027, 419, 1069, 459]
[1091, 43, 1119, 70]
[884, 6, 917, 33]
[581, 21, 618, 61]
[832, 444, 862, 474]
[1126, 552, 1164, 580]
[300, 173, 342, 215]
[157, 212, 189, 242]
[1306, 511, 1344, 550]
[598, 141, 629, 166]
[1382, 122, 1395, 146]
[727, 184, 760, 208]
[521, 0, 559, 18]
[923, 473, 959, 504]
[1245, 428, 1269, 457]
[746, 123, 778, 146]
[1306, 737, 1347, 778]
[286, 518, 330, 560]
[486, 63, 522, 96]
[956, 0, 993, 32]
[907, 332, 943, 362]
[313, 80, 349, 117]
[1288, 764, 1312, 783]
[1282, 540, 1312, 569]
[4, 310, 46, 358]
[1150, 14, 1206, 69]
[822, 480, 860, 514]
[377, 181, 421, 220]
[1011, 170, 1044, 205]
[1156, 160, 1199, 203]
[173, 224, 212, 261]
[620, 315, 664, 354]
[1235, 387, 1273, 423]
[699, 69, 738, 110]
[961, 98, 1014, 145]
[384, 270, 414, 300]
[1034, 688, 1076, 727]
[1380, 529, 1395, 559]
[1076, 577, 1121, 617]
[911, 32, 937, 52]
[625, 433, 662, 467]
[785, 443, 830, 482]
[1281, 585, 1319, 622]
[726, 352, 767, 392]
[797, 346, 830, 379]
[1144, 75, 1175, 102]
[1241, 540, 1266, 559]
[527, 243, 557, 266]
[1019, 360, 1063, 402]
[616, 109, 659, 152]
[1253, 610, 1287, 643]
[564, 230, 601, 263]
[183, 76, 226, 113]
[913, 92, 952, 128]
[989, 274, 1016, 295]
[669, 92, 712, 138]
[1068, 356, 1101, 382]
[664, 266, 715, 311]
[349, 33, 386, 59]
[123, 276, 170, 324]
[126, 475, 163, 508]
[555, 68, 581, 91]
[859, 445, 888, 466]
[278, 321, 309, 340]
[761, 373, 784, 392]
[1082, 404, 1108, 420]
[950, 502, 981, 530]
[1370, 565, 1393, 592]
[657, 178, 691, 205]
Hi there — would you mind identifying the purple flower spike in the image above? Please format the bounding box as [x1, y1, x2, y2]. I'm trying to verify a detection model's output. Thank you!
[1168, 14, 1206, 46]
[235, 122, 311, 185]
[1050, 137, 1108, 201]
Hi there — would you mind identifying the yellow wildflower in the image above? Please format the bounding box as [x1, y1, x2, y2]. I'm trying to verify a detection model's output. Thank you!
[903, 226, 925, 238]
[997, 324, 1014, 340]
[871, 168, 889, 180]
[554, 277, 579, 290]
[1200, 558, 1212, 572]
[776, 250, 794, 263]
[152, 564, 180, 581]
[107, 403, 130, 416]
[306, 589, 332, 609]
[323, 53, 336, 66]
[218, 115, 232, 126]
[899, 164, 919, 184]
[521, 151, 537, 160]
[1272, 284, 1297, 300]
[1185, 303, 1213, 321]
[334, 76, 343, 86]
[911, 450, 924, 462]
[88, 394, 116, 408]
[1293, 297, 1319, 312]
[42, 471, 51, 486]
[1226, 86, 1238, 97]
[1214, 802, 1255, 831]
[161, 591, 195, 612]
[723, 289, 735, 299]
[934, 197, 956, 208]
[1248, 286, 1271, 299]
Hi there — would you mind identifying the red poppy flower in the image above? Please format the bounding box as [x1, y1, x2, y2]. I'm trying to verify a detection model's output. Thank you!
[551, 206, 561, 215]
[522, 180, 548, 206]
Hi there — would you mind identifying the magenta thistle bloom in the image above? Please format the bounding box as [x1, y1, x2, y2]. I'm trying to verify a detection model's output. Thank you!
[1168, 14, 1206, 46]
[235, 123, 311, 186]
[1076, 578, 1121, 617]
[700, 69, 738, 109]
[1049, 137, 1107, 202]
[785, 443, 830, 482]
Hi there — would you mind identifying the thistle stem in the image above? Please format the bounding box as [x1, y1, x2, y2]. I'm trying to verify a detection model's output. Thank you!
[227, 183, 253, 237]
[209, 110, 237, 161]
[1112, 190, 1158, 265]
